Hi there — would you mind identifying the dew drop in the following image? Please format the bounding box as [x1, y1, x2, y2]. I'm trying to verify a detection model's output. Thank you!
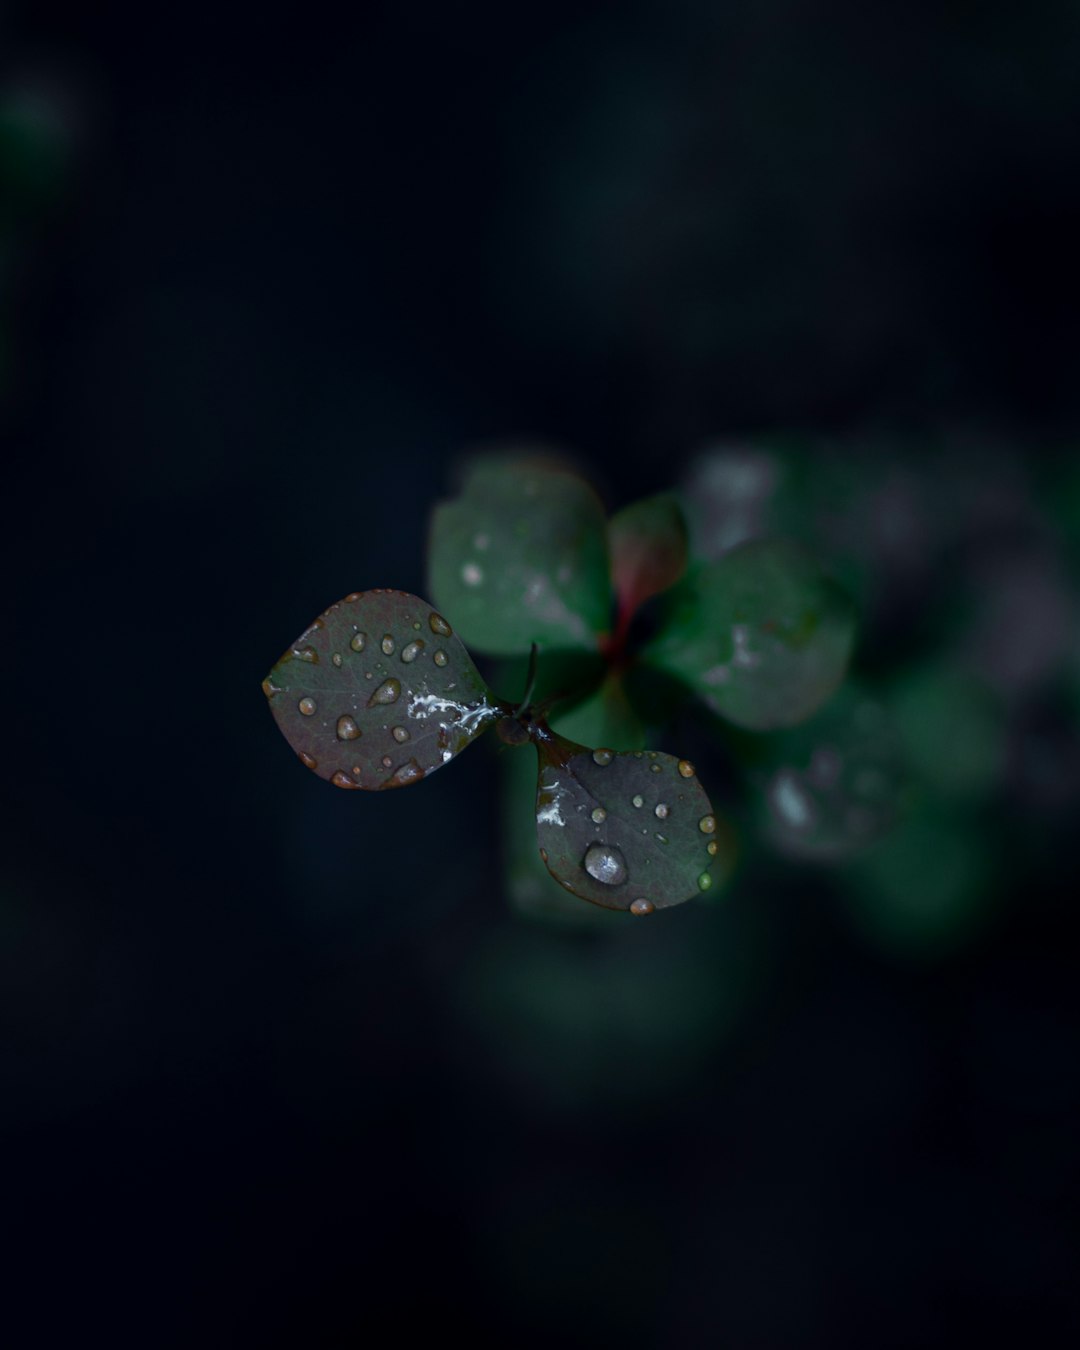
[386, 759, 424, 787]
[698, 871, 713, 891]
[381, 635, 395, 655]
[391, 726, 410, 743]
[583, 842, 628, 886]
[650, 763, 662, 773]
[429, 612, 453, 637]
[630, 898, 655, 917]
[699, 814, 716, 834]
[292, 645, 318, 663]
[298, 697, 317, 716]
[678, 759, 695, 778]
[433, 649, 448, 667]
[591, 807, 607, 824]
[346, 592, 361, 602]
[381, 755, 393, 769]
[632, 794, 644, 808]
[654, 803, 670, 820]
[261, 677, 280, 699]
[350, 632, 367, 652]
[331, 652, 343, 667]
[592, 748, 614, 766]
[336, 715, 361, 741]
[707, 839, 719, 856]
[462, 562, 484, 587]
[655, 833, 669, 845]
[331, 770, 361, 790]
[401, 640, 425, 663]
[298, 751, 317, 769]
[368, 677, 401, 706]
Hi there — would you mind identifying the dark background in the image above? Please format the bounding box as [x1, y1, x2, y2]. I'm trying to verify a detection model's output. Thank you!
[3, 4, 1079, 1346]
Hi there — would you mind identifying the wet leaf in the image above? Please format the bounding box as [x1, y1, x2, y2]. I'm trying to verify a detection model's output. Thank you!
[643, 539, 856, 730]
[533, 732, 724, 912]
[262, 589, 500, 789]
[427, 458, 612, 655]
[607, 492, 687, 622]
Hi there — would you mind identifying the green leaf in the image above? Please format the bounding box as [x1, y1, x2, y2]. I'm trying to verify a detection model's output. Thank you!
[643, 539, 856, 730]
[427, 458, 612, 656]
[550, 672, 646, 751]
[888, 666, 1005, 803]
[607, 492, 687, 623]
[533, 732, 724, 913]
[262, 589, 500, 789]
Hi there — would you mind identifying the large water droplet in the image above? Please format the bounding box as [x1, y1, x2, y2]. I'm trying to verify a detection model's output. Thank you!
[368, 678, 401, 706]
[298, 751, 317, 769]
[433, 649, 448, 667]
[583, 842, 628, 886]
[291, 645, 318, 663]
[350, 632, 367, 652]
[699, 814, 716, 834]
[381, 635, 395, 655]
[592, 748, 614, 766]
[298, 697, 317, 716]
[630, 898, 654, 917]
[678, 760, 695, 778]
[591, 807, 607, 824]
[391, 726, 410, 743]
[386, 759, 424, 787]
[429, 612, 453, 637]
[401, 640, 425, 663]
[331, 770, 361, 790]
[654, 803, 669, 819]
[336, 715, 361, 741]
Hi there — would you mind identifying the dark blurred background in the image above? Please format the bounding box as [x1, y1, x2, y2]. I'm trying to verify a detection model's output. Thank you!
[3, 3, 1079, 1346]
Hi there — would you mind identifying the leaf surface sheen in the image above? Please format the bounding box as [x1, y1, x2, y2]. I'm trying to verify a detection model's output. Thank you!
[534, 734, 722, 913]
[262, 589, 499, 790]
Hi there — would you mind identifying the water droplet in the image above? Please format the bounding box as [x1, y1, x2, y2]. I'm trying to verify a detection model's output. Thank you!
[462, 562, 484, 587]
[698, 871, 713, 891]
[655, 803, 670, 819]
[381, 755, 393, 769]
[386, 759, 424, 787]
[699, 814, 716, 834]
[332, 770, 360, 789]
[350, 632, 367, 652]
[346, 592, 361, 602]
[262, 677, 280, 699]
[678, 760, 695, 778]
[429, 612, 453, 637]
[381, 635, 395, 655]
[655, 833, 668, 844]
[292, 645, 318, 663]
[707, 839, 719, 856]
[331, 652, 343, 667]
[583, 842, 628, 886]
[591, 807, 607, 824]
[433, 649, 448, 667]
[392, 726, 410, 743]
[650, 763, 662, 773]
[401, 640, 425, 663]
[630, 898, 654, 917]
[632, 794, 644, 808]
[336, 715, 361, 741]
[592, 748, 614, 766]
[368, 678, 401, 706]
[298, 697, 317, 716]
[298, 751, 317, 769]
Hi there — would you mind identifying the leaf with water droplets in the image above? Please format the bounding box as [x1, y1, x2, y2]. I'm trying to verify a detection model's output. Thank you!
[608, 492, 687, 623]
[642, 539, 856, 730]
[263, 590, 500, 789]
[427, 457, 611, 655]
[533, 731, 726, 912]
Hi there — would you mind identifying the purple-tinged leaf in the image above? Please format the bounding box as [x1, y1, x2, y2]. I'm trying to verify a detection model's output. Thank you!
[262, 589, 500, 790]
[607, 492, 688, 624]
[533, 731, 725, 913]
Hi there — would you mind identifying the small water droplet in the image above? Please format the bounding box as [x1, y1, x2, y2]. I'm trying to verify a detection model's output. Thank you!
[368, 678, 401, 706]
[298, 697, 317, 716]
[699, 814, 716, 833]
[707, 839, 719, 856]
[336, 715, 360, 741]
[401, 640, 425, 663]
[678, 760, 695, 778]
[539, 847, 548, 862]
[591, 807, 607, 824]
[350, 632, 367, 652]
[592, 748, 614, 766]
[298, 751, 317, 769]
[630, 898, 654, 917]
[331, 652, 343, 667]
[429, 612, 453, 637]
[346, 592, 361, 602]
[332, 770, 361, 789]
[386, 759, 424, 787]
[655, 832, 669, 844]
[583, 842, 628, 886]
[462, 562, 484, 587]
[380, 635, 394, 655]
[654, 802, 669, 819]
[292, 645, 318, 663]
[632, 794, 644, 808]
[650, 763, 662, 773]
[433, 649, 448, 667]
[262, 677, 280, 699]
[392, 726, 410, 743]
[381, 755, 393, 769]
[698, 871, 713, 891]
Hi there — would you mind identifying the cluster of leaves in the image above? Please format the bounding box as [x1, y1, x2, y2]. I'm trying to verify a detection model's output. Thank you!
[263, 455, 856, 917]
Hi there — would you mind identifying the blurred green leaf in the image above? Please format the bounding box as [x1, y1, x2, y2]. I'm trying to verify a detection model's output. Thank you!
[263, 589, 499, 789]
[607, 492, 687, 623]
[428, 458, 611, 656]
[643, 539, 857, 730]
[550, 672, 646, 750]
[534, 733, 726, 912]
[888, 666, 1005, 802]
